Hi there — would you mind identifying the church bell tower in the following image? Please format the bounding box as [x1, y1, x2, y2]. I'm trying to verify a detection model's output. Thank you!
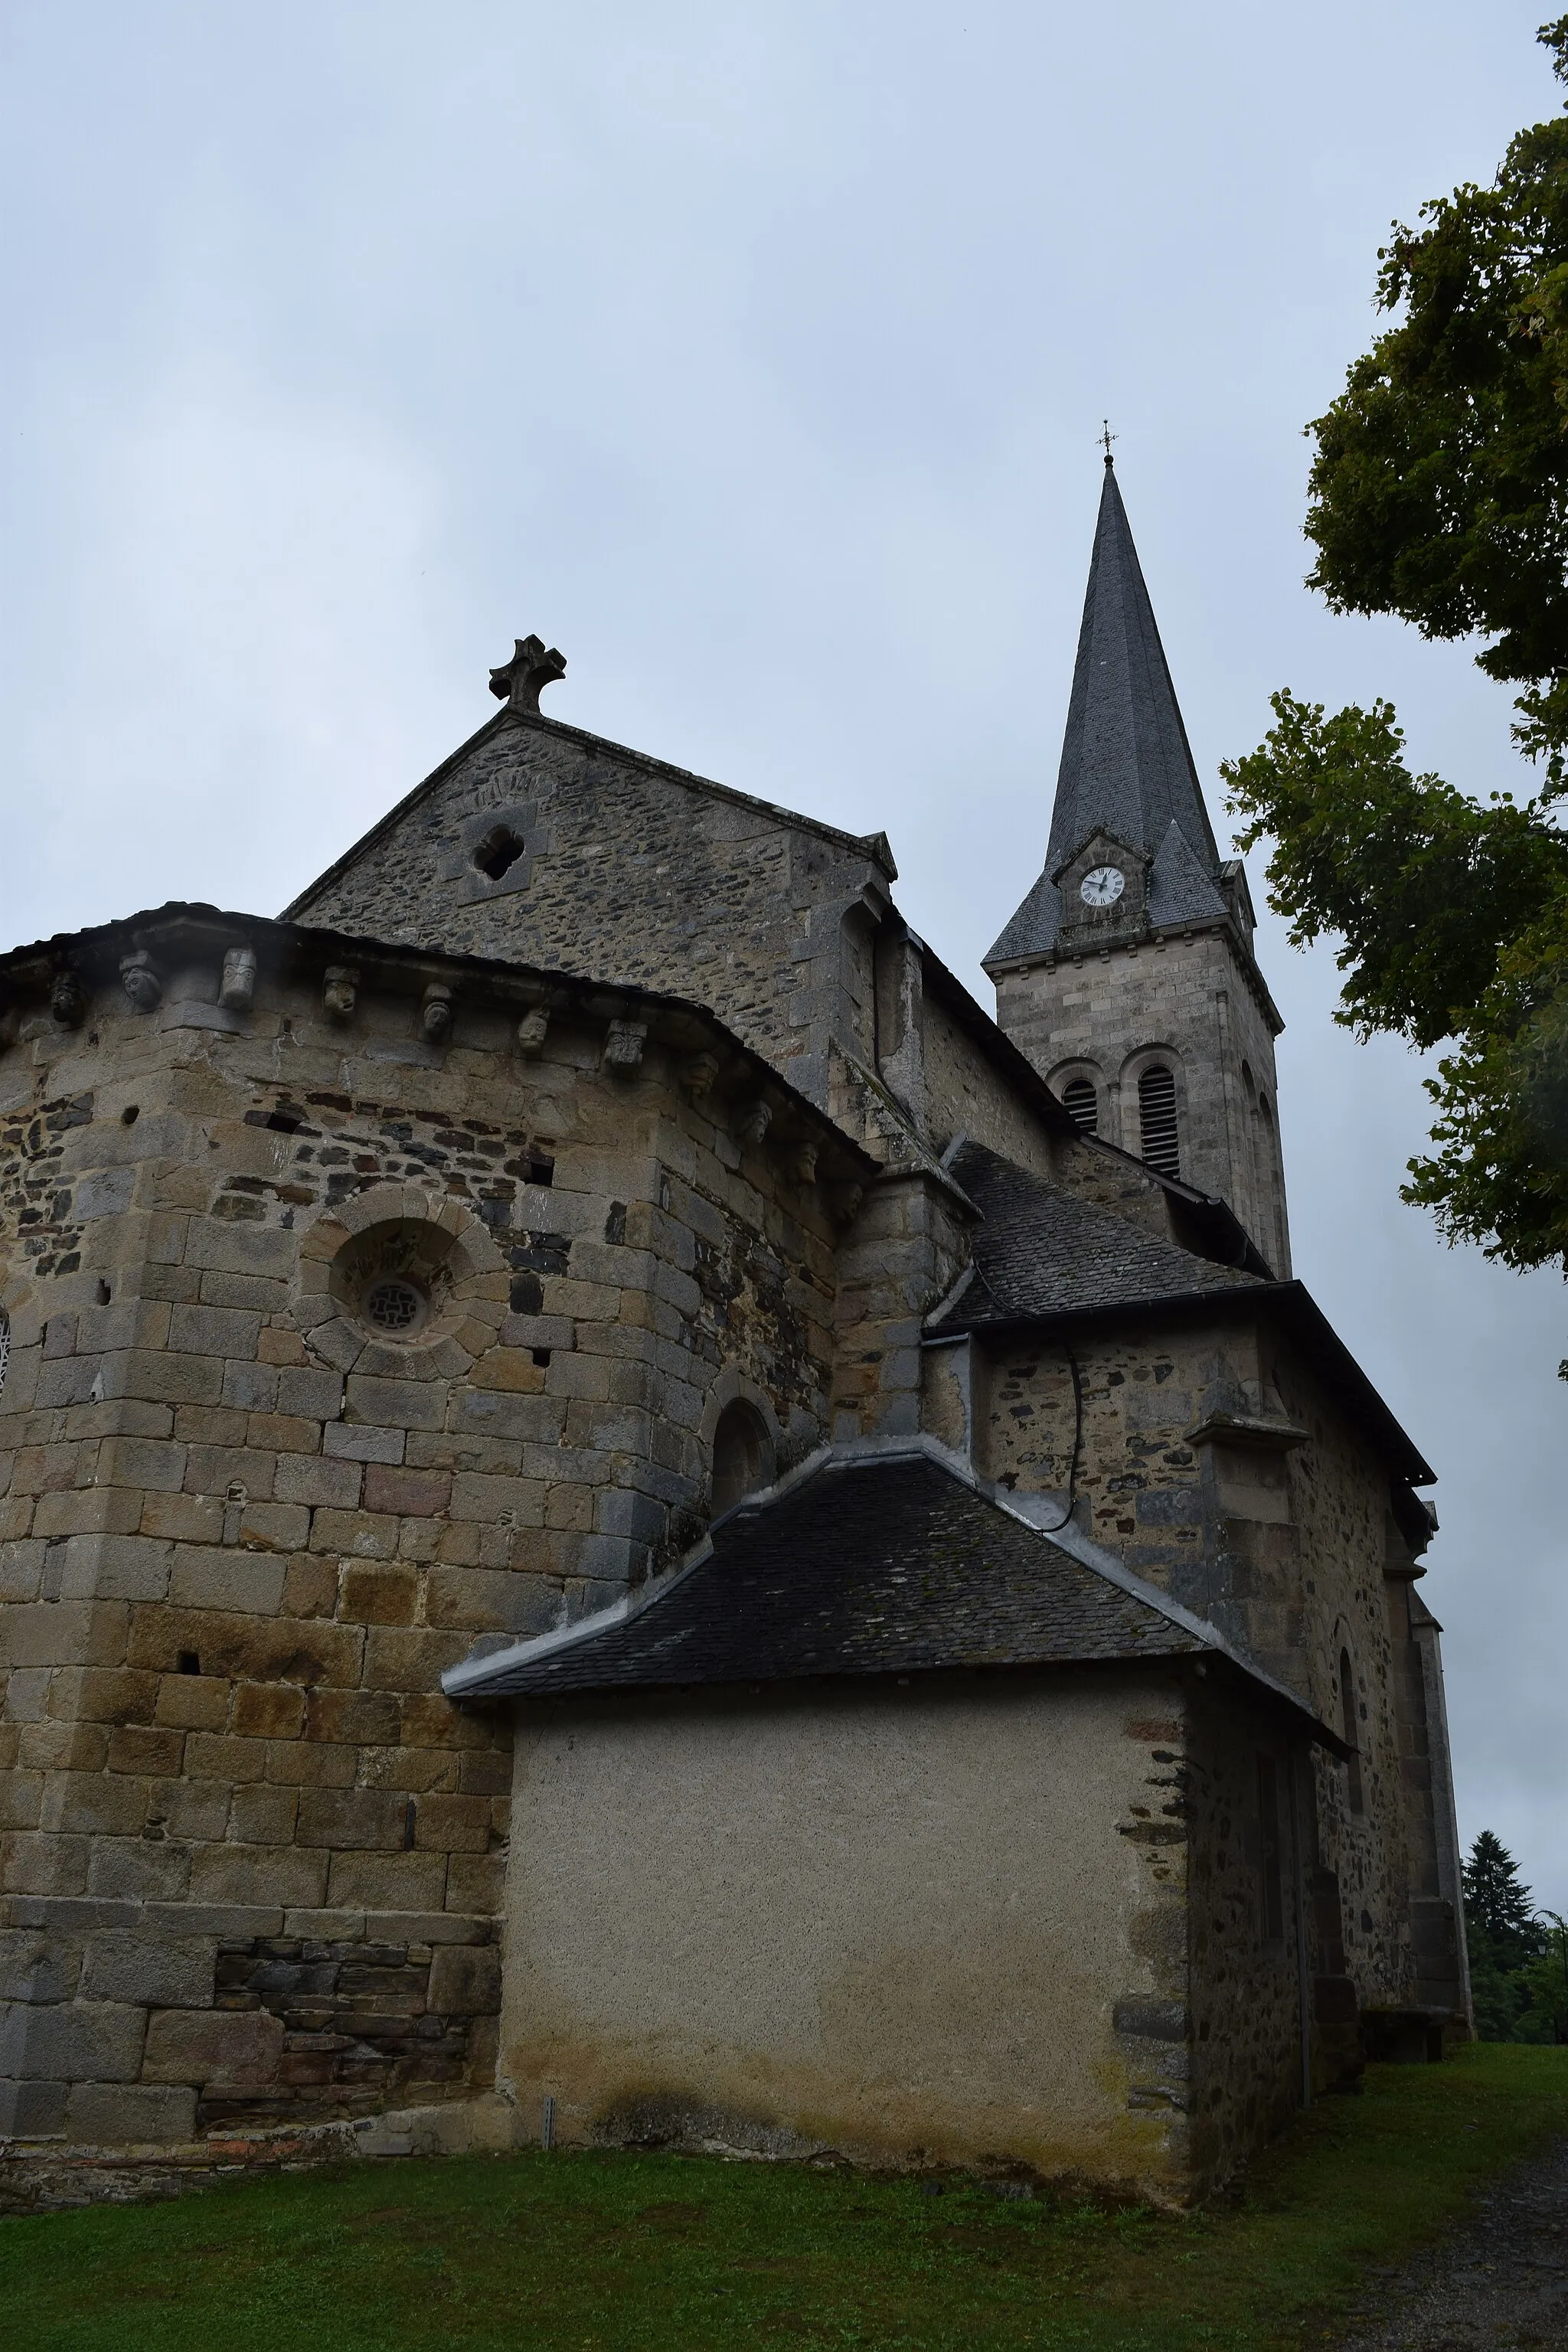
[985, 456, 1291, 1275]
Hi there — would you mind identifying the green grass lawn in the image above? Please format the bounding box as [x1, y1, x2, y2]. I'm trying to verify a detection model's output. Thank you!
[3, 2045, 1566, 2352]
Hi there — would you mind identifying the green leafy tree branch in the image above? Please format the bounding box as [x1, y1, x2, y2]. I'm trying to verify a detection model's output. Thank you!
[1222, 20, 1568, 1300]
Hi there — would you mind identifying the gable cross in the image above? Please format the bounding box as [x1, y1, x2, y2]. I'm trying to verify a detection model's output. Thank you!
[489, 635, 567, 714]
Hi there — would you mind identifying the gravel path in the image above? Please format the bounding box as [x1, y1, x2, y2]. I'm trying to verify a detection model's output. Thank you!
[1332, 2138, 1568, 2350]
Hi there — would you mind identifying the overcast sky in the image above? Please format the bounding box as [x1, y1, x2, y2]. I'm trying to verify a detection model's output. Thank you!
[2, 1, 1563, 1906]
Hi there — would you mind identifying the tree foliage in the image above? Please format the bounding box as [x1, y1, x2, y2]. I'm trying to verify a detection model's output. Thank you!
[1461, 1831, 1566, 2043]
[1222, 20, 1568, 1291]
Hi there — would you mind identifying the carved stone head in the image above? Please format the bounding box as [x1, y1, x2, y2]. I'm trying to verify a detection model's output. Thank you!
[220, 946, 257, 1011]
[602, 1019, 647, 1073]
[322, 965, 358, 1022]
[51, 967, 87, 1029]
[516, 1008, 550, 1057]
[119, 952, 162, 1014]
[420, 984, 453, 1044]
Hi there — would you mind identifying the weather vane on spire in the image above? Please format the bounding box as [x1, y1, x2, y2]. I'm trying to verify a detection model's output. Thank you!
[1099, 420, 1117, 465]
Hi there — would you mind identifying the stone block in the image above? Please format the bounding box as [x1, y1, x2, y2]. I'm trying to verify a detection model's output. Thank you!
[228, 1784, 300, 1844]
[274, 1453, 363, 1509]
[106, 1723, 185, 1775]
[413, 1794, 492, 1854]
[0, 1927, 82, 2003]
[0, 2077, 68, 2136]
[263, 1736, 356, 1788]
[236, 1501, 311, 1553]
[141, 1491, 227, 1543]
[57, 1533, 173, 1602]
[80, 1930, 214, 2008]
[2, 1833, 90, 1897]
[296, 1788, 406, 1851]
[153, 1673, 230, 1731]
[221, 1359, 283, 1411]
[86, 1839, 191, 1902]
[39, 1772, 149, 1838]
[168, 1549, 286, 1615]
[189, 1843, 328, 1907]
[64, 2081, 198, 2145]
[0, 1998, 147, 2083]
[325, 1851, 449, 1910]
[345, 1376, 446, 1431]
[339, 1564, 419, 1625]
[324, 1421, 404, 1465]
[363, 1464, 451, 1517]
[277, 1367, 346, 1422]
[233, 1683, 304, 1739]
[428, 1943, 501, 2014]
[142, 2004, 285, 2087]
[184, 1732, 270, 1782]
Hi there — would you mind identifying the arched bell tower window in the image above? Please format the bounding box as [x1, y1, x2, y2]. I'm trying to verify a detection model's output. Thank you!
[1137, 1063, 1180, 1178]
[1060, 1076, 1098, 1135]
[712, 1400, 775, 1516]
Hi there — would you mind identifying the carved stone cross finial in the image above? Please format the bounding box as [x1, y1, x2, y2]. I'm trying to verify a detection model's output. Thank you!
[489, 635, 567, 714]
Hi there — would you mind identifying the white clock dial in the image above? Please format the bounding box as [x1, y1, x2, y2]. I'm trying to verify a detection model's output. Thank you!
[1080, 865, 1125, 908]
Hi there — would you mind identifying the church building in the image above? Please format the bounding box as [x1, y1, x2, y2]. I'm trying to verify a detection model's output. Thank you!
[0, 459, 1468, 2202]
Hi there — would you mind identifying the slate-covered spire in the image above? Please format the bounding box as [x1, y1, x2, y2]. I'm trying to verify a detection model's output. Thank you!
[985, 460, 1227, 968]
[1044, 459, 1219, 877]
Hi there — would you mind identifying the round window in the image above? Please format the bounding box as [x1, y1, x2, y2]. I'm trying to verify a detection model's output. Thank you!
[363, 1277, 429, 1339]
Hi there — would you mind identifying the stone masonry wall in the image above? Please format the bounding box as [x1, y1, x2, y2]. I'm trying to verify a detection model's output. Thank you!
[992, 926, 1291, 1274]
[285, 707, 1070, 1187]
[0, 913, 859, 2142]
[963, 1312, 1423, 2026]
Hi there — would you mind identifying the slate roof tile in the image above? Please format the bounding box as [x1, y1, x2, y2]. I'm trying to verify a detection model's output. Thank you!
[451, 1453, 1206, 1700]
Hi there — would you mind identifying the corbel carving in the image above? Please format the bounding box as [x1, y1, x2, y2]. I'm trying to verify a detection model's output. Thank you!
[51, 966, 87, 1029]
[737, 1100, 772, 1150]
[788, 1140, 818, 1185]
[322, 965, 358, 1021]
[0, 1004, 20, 1052]
[516, 1008, 550, 1057]
[220, 946, 257, 1012]
[119, 952, 162, 1014]
[681, 1051, 720, 1103]
[602, 1019, 647, 1073]
[420, 983, 453, 1044]
[826, 1179, 865, 1227]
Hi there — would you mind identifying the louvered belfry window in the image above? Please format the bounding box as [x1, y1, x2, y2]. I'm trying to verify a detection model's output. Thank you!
[1137, 1064, 1180, 1178]
[1060, 1076, 1098, 1135]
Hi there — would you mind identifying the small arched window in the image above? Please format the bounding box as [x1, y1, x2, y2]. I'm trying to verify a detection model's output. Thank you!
[1060, 1076, 1098, 1135]
[1137, 1064, 1180, 1178]
[1339, 1649, 1364, 1815]
[712, 1400, 775, 1516]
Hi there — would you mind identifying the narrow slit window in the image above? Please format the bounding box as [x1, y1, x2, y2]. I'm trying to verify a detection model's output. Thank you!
[1256, 1754, 1285, 1942]
[1340, 1650, 1364, 1815]
[0, 1308, 8, 1400]
[1060, 1076, 1098, 1135]
[1137, 1063, 1180, 1178]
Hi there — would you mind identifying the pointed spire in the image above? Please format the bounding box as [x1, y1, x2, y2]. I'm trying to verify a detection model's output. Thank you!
[985, 465, 1223, 968]
[1044, 463, 1217, 879]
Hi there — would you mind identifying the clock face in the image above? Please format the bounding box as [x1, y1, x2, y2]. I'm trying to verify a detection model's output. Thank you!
[1080, 864, 1125, 908]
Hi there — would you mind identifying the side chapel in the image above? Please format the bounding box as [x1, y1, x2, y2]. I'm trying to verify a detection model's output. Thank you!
[0, 459, 1470, 2200]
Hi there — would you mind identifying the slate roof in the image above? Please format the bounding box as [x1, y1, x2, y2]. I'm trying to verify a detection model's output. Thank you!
[987, 464, 1227, 966]
[444, 1451, 1212, 1701]
[929, 1140, 1259, 1330]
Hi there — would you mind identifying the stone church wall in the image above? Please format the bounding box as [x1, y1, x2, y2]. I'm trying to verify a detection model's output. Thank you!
[965, 1311, 1426, 2036]
[286, 710, 894, 1118]
[991, 928, 1290, 1275]
[0, 913, 862, 2141]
